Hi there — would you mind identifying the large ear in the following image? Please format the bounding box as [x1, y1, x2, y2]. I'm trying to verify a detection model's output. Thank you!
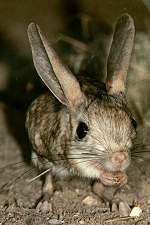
[27, 23, 85, 108]
[106, 14, 135, 96]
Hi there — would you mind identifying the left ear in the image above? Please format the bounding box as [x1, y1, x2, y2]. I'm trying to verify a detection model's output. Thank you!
[27, 23, 85, 109]
[106, 14, 135, 96]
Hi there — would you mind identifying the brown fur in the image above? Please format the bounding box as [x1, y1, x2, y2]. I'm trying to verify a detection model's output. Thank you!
[26, 14, 136, 187]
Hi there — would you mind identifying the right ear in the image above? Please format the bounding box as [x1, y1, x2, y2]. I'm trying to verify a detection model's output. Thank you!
[106, 14, 135, 96]
[27, 23, 85, 109]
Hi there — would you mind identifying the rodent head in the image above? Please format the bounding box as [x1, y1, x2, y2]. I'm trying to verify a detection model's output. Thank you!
[68, 95, 136, 181]
[28, 14, 135, 185]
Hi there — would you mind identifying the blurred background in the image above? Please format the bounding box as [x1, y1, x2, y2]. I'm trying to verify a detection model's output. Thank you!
[0, 0, 149, 105]
[0, 0, 150, 160]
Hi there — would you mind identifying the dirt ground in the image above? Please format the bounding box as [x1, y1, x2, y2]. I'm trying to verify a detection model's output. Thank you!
[0, 100, 150, 225]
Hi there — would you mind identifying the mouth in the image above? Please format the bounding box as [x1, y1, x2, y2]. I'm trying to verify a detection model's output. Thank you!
[90, 160, 128, 186]
[100, 169, 128, 186]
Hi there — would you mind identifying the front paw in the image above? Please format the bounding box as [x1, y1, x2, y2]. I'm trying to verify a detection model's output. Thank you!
[36, 195, 52, 213]
[92, 181, 144, 217]
[92, 182, 131, 216]
[93, 181, 117, 201]
[100, 170, 127, 186]
[111, 201, 131, 216]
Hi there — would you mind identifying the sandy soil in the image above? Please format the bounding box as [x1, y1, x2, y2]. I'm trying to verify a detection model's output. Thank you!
[0, 102, 149, 225]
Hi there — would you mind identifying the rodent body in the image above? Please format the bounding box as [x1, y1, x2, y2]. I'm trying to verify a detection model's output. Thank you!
[26, 14, 136, 193]
[26, 80, 135, 184]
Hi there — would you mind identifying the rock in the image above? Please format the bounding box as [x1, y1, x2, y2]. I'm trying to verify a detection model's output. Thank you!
[79, 220, 85, 224]
[130, 206, 142, 217]
[82, 196, 98, 206]
[48, 218, 64, 225]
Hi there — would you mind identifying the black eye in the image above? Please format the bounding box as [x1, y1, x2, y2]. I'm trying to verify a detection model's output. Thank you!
[76, 122, 89, 140]
[131, 118, 137, 129]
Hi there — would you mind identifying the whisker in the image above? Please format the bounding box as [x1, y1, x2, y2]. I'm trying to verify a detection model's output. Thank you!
[26, 158, 94, 185]
[131, 155, 148, 160]
[131, 150, 150, 155]
[0, 167, 36, 193]
[133, 143, 150, 148]
[0, 134, 110, 191]
[0, 151, 102, 171]
[54, 158, 98, 177]
[0, 145, 108, 193]
[0, 160, 28, 171]
[0, 153, 105, 191]
[27, 168, 51, 183]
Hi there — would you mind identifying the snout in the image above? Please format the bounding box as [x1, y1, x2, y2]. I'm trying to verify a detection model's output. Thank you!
[112, 151, 126, 166]
[112, 151, 130, 171]
[105, 151, 130, 172]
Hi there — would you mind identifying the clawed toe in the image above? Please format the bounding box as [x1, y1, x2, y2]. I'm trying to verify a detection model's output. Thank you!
[92, 181, 132, 216]
[110, 201, 131, 216]
[36, 198, 52, 213]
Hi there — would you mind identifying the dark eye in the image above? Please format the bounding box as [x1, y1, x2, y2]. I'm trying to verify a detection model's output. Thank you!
[76, 122, 89, 140]
[131, 118, 137, 129]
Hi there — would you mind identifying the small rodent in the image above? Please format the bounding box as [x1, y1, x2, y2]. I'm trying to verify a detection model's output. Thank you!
[26, 14, 136, 210]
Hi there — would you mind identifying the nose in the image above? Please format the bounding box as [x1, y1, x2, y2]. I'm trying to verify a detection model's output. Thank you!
[111, 151, 127, 167]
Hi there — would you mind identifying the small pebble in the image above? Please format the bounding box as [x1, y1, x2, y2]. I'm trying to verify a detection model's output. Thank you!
[130, 206, 142, 217]
[6, 204, 16, 213]
[82, 196, 98, 206]
[79, 220, 85, 224]
[73, 213, 80, 218]
[48, 219, 64, 225]
[75, 189, 80, 194]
